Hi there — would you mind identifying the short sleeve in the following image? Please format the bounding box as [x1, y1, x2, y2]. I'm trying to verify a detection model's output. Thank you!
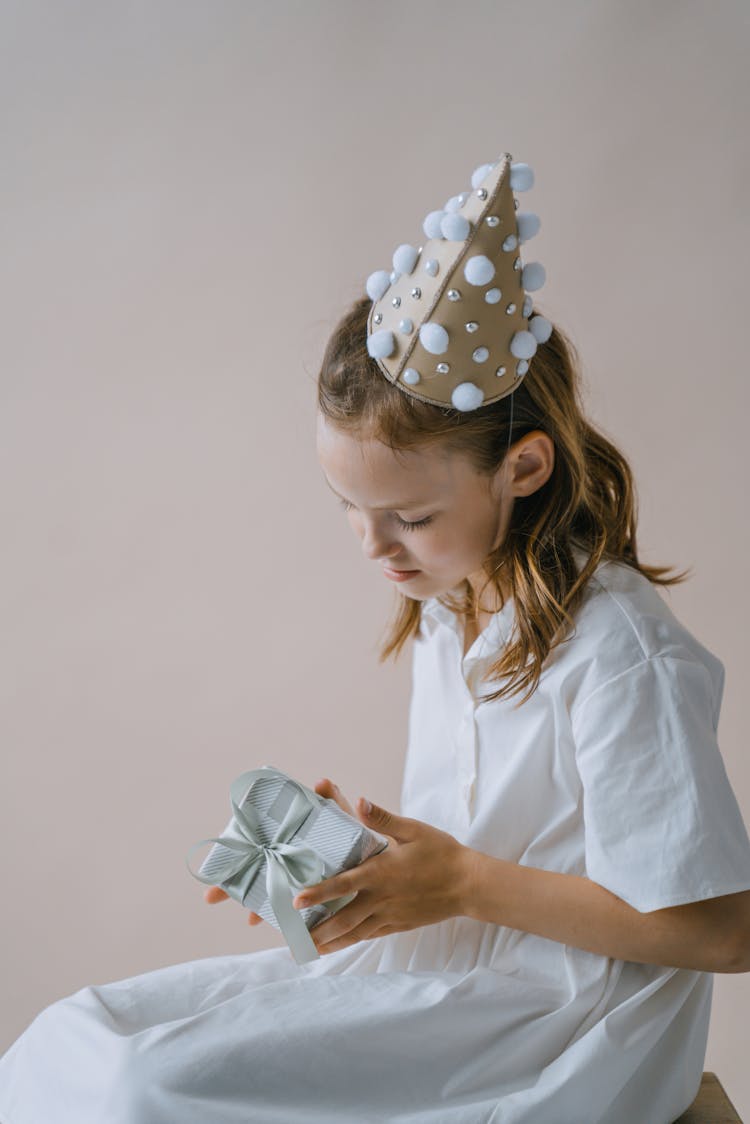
[572, 654, 750, 912]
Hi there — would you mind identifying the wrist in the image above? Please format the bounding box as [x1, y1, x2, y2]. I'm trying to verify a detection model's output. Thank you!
[457, 845, 488, 920]
[459, 847, 517, 924]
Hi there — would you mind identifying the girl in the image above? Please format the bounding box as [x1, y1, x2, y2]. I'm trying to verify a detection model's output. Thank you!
[2, 152, 750, 1124]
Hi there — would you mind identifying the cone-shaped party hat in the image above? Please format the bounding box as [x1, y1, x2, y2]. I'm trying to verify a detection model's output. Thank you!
[365, 152, 552, 412]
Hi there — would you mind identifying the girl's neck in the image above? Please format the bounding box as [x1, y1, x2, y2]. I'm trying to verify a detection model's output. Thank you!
[466, 563, 511, 621]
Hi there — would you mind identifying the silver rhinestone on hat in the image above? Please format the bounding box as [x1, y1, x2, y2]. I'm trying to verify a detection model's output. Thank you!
[495, 365, 507, 377]
[486, 215, 500, 227]
[472, 347, 489, 363]
[374, 312, 383, 325]
[505, 303, 516, 315]
[392, 296, 401, 308]
[476, 188, 488, 200]
[465, 321, 479, 333]
[513, 256, 522, 271]
[411, 287, 422, 299]
[436, 362, 450, 374]
[447, 289, 461, 301]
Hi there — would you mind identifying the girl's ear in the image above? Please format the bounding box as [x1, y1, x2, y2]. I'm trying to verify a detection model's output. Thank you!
[507, 431, 555, 497]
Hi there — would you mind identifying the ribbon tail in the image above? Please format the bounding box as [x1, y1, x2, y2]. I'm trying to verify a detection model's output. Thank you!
[264, 851, 321, 965]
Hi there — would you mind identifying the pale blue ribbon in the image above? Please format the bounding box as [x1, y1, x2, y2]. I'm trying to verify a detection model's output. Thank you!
[186, 768, 352, 965]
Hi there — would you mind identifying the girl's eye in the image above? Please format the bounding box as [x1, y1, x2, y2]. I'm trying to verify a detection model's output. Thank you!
[337, 498, 433, 531]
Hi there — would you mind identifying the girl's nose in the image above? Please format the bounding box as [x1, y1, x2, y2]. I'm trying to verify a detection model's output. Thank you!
[360, 521, 400, 562]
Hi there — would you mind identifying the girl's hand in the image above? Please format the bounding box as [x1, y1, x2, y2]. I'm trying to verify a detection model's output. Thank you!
[202, 777, 358, 927]
[293, 798, 472, 954]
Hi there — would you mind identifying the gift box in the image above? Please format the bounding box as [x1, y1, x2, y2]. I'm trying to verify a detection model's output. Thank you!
[186, 765, 389, 964]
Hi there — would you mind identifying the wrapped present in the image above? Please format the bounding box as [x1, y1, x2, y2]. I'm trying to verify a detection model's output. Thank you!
[186, 765, 389, 964]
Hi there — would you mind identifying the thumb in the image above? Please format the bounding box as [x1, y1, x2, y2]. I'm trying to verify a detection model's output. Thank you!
[357, 797, 414, 841]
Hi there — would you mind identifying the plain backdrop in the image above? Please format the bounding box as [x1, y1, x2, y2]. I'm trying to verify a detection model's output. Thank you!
[1, 0, 749, 1115]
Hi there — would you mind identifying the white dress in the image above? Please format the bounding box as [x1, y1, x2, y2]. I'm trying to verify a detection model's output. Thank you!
[2, 554, 750, 1124]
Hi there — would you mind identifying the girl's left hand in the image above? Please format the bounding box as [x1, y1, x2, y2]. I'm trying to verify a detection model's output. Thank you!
[293, 795, 473, 954]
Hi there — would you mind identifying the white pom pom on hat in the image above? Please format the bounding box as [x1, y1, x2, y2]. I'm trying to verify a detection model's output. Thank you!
[419, 322, 450, 355]
[510, 163, 534, 191]
[392, 244, 420, 275]
[441, 212, 471, 241]
[367, 329, 396, 359]
[366, 270, 391, 301]
[529, 315, 553, 343]
[516, 212, 541, 243]
[510, 331, 538, 360]
[471, 162, 496, 189]
[451, 382, 485, 411]
[463, 254, 495, 286]
[423, 210, 446, 239]
[521, 262, 546, 291]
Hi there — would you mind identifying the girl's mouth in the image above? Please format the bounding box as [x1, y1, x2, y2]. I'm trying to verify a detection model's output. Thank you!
[383, 566, 421, 581]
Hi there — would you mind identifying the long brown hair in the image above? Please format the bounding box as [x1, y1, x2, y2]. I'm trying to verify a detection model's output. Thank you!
[317, 295, 689, 706]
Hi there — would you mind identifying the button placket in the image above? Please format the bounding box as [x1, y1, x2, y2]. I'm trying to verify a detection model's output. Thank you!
[448, 624, 485, 820]
[457, 690, 478, 812]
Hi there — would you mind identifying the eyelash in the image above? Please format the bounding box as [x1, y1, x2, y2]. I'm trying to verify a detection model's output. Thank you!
[337, 498, 433, 531]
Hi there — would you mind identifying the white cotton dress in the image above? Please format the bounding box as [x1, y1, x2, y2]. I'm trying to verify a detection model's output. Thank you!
[2, 552, 750, 1124]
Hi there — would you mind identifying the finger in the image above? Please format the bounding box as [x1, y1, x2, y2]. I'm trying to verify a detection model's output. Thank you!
[314, 778, 356, 818]
[311, 901, 368, 945]
[292, 876, 357, 912]
[204, 886, 230, 904]
[295, 872, 360, 912]
[312, 907, 380, 954]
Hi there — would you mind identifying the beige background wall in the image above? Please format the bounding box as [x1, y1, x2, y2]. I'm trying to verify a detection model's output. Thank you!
[1, 0, 749, 1114]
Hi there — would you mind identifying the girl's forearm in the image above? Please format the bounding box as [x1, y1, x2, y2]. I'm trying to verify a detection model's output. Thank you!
[459, 848, 746, 973]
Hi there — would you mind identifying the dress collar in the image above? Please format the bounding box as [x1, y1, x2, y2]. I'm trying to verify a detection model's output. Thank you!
[420, 587, 516, 650]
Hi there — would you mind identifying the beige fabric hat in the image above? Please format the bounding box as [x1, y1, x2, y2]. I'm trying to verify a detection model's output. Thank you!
[365, 152, 552, 412]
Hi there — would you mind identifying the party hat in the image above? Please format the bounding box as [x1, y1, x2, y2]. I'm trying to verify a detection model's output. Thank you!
[365, 152, 552, 412]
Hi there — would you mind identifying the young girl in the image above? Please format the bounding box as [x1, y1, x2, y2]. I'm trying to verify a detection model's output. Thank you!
[2, 151, 750, 1124]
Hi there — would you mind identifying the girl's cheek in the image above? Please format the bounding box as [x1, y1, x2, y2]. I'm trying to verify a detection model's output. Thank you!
[423, 530, 452, 560]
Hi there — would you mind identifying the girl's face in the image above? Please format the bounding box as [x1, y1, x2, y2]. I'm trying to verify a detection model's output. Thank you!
[315, 413, 512, 601]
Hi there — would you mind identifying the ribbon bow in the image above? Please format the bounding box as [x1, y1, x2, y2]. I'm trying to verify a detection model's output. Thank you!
[187, 768, 348, 964]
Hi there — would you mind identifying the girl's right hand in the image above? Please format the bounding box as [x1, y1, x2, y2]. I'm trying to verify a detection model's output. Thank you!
[203, 777, 357, 926]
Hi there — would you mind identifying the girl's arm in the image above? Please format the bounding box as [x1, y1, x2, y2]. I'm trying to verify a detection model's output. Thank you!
[462, 850, 750, 973]
[288, 796, 750, 969]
